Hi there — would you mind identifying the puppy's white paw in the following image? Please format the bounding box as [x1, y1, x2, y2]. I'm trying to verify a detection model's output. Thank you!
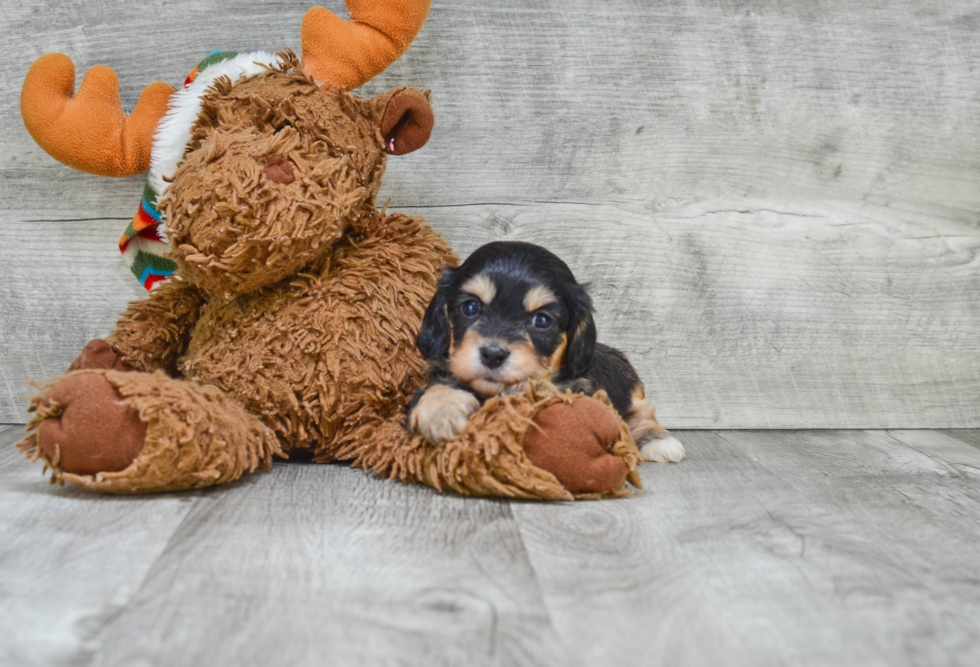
[640, 433, 685, 463]
[410, 385, 481, 444]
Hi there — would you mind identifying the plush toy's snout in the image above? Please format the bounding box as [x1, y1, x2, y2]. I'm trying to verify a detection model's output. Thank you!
[263, 156, 295, 185]
[159, 66, 438, 298]
[162, 65, 356, 296]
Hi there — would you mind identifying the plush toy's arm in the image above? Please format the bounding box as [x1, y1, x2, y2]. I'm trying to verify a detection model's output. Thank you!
[105, 277, 205, 375]
[344, 382, 642, 500]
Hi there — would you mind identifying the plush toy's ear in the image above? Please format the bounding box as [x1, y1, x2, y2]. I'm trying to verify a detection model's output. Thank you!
[560, 284, 597, 381]
[381, 89, 434, 155]
[418, 266, 458, 360]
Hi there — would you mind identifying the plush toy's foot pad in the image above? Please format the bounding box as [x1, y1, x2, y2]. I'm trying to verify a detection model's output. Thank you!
[67, 339, 132, 372]
[524, 397, 631, 495]
[36, 372, 146, 475]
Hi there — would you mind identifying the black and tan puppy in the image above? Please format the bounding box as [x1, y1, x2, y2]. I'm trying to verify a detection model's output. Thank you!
[407, 241, 684, 462]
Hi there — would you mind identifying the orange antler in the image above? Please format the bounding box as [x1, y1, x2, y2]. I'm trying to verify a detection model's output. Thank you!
[21, 53, 175, 177]
[301, 0, 431, 90]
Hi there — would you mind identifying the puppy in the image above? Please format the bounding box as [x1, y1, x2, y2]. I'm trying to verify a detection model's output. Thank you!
[407, 241, 684, 463]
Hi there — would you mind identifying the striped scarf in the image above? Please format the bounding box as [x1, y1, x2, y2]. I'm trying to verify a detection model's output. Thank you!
[119, 51, 240, 290]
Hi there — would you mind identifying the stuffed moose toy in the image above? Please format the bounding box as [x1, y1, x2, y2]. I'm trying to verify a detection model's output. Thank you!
[16, 0, 644, 499]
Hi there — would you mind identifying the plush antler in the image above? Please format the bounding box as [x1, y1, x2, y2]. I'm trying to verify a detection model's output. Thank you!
[21, 53, 175, 177]
[301, 0, 431, 90]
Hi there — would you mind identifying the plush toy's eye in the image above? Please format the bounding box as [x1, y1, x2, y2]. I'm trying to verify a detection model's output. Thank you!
[531, 313, 552, 330]
[460, 299, 481, 317]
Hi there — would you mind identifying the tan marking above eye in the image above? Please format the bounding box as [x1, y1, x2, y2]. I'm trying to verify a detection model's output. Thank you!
[523, 285, 557, 312]
[460, 274, 496, 305]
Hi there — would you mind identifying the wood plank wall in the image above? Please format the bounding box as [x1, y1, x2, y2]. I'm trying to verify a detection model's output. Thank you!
[1, 0, 978, 427]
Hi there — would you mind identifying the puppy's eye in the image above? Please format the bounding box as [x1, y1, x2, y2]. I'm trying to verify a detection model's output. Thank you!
[531, 313, 552, 329]
[460, 299, 481, 317]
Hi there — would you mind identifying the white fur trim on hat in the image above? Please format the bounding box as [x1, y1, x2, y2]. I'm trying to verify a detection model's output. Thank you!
[148, 51, 280, 199]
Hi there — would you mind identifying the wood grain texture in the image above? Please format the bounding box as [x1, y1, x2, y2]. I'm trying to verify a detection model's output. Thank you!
[0, 427, 200, 667]
[943, 429, 980, 451]
[90, 468, 564, 667]
[719, 430, 980, 665]
[886, 429, 980, 474]
[0, 427, 565, 667]
[4, 427, 980, 665]
[512, 430, 980, 666]
[2, 0, 979, 426]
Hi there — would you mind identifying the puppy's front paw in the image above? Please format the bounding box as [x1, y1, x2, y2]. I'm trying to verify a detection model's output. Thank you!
[410, 385, 481, 444]
[639, 433, 685, 463]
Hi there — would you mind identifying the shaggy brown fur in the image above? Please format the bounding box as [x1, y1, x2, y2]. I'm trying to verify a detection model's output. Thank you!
[19, 370, 280, 493]
[336, 383, 641, 500]
[167, 60, 394, 297]
[18, 53, 641, 498]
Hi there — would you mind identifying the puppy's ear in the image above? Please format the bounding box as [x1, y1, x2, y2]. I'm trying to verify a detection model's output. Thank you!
[562, 284, 597, 379]
[418, 266, 458, 360]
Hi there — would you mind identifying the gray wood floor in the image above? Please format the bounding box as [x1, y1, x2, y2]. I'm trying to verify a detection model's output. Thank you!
[2, 425, 979, 666]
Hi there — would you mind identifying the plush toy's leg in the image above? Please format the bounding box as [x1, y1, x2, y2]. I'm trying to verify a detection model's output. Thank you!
[340, 384, 641, 500]
[17, 370, 281, 493]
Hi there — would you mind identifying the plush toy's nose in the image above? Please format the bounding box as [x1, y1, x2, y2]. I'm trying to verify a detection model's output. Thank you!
[480, 344, 510, 369]
[263, 156, 295, 185]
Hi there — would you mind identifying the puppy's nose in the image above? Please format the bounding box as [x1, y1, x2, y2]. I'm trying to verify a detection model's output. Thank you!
[479, 344, 510, 369]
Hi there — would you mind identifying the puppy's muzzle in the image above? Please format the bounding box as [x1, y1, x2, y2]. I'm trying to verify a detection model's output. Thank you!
[479, 344, 510, 369]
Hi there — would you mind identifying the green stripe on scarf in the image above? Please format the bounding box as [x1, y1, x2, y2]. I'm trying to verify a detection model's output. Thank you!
[199, 50, 240, 71]
[130, 249, 178, 280]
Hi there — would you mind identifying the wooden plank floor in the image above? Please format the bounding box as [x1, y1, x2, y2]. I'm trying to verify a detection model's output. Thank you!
[2, 424, 979, 666]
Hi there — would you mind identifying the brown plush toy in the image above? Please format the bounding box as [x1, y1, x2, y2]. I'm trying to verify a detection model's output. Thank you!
[16, 1, 642, 499]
